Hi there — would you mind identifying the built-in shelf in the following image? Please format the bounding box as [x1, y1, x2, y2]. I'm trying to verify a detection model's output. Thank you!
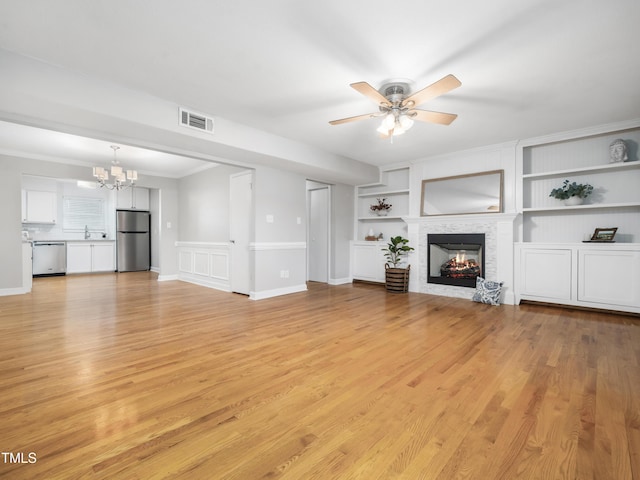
[523, 160, 640, 179]
[358, 189, 410, 198]
[519, 122, 640, 244]
[355, 167, 410, 242]
[358, 215, 405, 221]
[523, 202, 640, 213]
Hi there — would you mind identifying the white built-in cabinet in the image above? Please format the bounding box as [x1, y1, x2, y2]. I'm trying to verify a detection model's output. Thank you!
[21, 190, 57, 224]
[515, 243, 640, 314]
[515, 121, 640, 313]
[352, 167, 409, 282]
[351, 241, 386, 283]
[116, 186, 149, 210]
[67, 241, 115, 274]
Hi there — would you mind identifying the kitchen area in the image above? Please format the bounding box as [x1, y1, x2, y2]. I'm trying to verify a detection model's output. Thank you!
[22, 174, 151, 286]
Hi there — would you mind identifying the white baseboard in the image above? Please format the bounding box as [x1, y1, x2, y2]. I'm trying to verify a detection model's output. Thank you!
[178, 273, 231, 292]
[157, 274, 179, 282]
[329, 277, 352, 285]
[0, 287, 29, 297]
[250, 284, 308, 301]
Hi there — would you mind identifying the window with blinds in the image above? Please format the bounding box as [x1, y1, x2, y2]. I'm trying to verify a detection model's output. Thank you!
[63, 196, 106, 232]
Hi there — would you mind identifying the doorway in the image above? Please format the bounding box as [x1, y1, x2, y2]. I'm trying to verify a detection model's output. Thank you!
[307, 182, 330, 283]
[229, 171, 253, 295]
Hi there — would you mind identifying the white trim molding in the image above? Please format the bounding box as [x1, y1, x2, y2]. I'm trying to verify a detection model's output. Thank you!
[250, 242, 307, 251]
[175, 241, 231, 292]
[250, 284, 308, 301]
[0, 287, 29, 297]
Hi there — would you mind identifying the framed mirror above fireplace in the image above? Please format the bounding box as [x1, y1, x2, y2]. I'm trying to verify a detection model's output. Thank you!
[420, 170, 503, 216]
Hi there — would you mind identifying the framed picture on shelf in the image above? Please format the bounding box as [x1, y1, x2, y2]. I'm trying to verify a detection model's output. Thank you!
[586, 227, 618, 242]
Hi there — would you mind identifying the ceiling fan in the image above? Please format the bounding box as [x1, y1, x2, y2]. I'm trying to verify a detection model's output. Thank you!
[329, 74, 461, 137]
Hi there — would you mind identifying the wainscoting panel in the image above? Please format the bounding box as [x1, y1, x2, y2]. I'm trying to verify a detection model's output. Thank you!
[175, 242, 230, 292]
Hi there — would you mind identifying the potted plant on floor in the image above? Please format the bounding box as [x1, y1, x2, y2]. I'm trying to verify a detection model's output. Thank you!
[382, 236, 414, 293]
[549, 179, 594, 206]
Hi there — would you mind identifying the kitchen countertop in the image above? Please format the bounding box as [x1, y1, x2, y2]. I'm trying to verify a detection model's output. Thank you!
[29, 239, 115, 243]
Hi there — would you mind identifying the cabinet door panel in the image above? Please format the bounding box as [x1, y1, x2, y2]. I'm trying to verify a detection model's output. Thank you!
[520, 248, 572, 300]
[66, 244, 92, 273]
[579, 250, 640, 307]
[352, 244, 385, 282]
[92, 243, 115, 272]
[25, 191, 57, 224]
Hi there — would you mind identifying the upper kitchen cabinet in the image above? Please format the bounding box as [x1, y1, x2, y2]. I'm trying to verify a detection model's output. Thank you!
[116, 186, 149, 210]
[22, 190, 57, 224]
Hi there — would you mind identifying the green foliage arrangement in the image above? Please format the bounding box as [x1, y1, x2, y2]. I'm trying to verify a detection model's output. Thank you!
[382, 236, 414, 267]
[549, 179, 594, 200]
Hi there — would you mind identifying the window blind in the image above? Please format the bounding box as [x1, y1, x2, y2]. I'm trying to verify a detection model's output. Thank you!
[63, 196, 106, 232]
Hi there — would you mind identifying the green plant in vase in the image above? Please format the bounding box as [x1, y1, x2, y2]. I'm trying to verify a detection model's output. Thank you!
[370, 198, 392, 216]
[549, 179, 593, 206]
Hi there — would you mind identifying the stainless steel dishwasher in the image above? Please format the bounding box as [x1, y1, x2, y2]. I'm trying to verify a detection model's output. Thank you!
[32, 241, 67, 276]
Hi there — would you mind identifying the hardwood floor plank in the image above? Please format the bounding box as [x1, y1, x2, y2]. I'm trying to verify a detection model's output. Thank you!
[0, 273, 639, 479]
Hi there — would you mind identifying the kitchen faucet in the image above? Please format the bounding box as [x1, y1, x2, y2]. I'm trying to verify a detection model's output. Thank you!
[84, 225, 90, 240]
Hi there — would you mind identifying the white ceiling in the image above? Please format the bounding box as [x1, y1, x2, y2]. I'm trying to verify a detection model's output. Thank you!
[1, 0, 639, 176]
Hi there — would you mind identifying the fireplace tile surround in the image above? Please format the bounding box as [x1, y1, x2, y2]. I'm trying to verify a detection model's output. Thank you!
[404, 213, 518, 304]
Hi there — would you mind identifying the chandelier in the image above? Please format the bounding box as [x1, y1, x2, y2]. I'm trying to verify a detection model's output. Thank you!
[93, 145, 137, 190]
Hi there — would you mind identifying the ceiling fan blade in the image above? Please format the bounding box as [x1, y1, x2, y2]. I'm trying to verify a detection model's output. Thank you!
[329, 112, 380, 125]
[350, 81, 391, 106]
[402, 74, 461, 108]
[410, 109, 458, 125]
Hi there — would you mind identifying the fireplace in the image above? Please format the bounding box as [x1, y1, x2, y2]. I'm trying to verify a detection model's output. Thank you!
[427, 233, 485, 288]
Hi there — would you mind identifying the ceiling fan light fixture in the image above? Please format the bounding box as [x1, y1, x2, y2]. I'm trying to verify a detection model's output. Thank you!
[399, 115, 414, 131]
[376, 124, 390, 135]
[382, 113, 396, 129]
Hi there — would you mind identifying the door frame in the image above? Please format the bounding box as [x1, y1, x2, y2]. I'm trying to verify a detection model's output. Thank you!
[306, 182, 331, 283]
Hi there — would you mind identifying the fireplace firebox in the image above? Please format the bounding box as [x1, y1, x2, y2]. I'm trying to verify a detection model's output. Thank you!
[427, 233, 485, 288]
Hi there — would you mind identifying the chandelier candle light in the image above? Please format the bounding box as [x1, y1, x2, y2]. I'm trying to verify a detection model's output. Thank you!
[93, 145, 138, 190]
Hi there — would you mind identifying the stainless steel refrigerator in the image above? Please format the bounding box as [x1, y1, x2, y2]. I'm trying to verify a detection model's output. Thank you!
[116, 210, 150, 272]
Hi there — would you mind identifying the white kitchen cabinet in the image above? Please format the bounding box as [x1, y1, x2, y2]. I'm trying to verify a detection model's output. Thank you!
[116, 186, 149, 210]
[91, 243, 116, 272]
[22, 190, 57, 224]
[351, 241, 386, 283]
[67, 242, 115, 274]
[515, 243, 640, 314]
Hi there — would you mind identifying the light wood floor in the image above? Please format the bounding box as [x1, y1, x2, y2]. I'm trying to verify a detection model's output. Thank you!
[0, 273, 639, 479]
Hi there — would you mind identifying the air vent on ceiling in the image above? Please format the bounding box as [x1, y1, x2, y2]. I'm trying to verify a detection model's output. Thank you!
[179, 108, 214, 134]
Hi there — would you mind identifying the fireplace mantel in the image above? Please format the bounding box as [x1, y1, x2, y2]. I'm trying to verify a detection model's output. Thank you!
[402, 213, 519, 225]
[402, 213, 518, 304]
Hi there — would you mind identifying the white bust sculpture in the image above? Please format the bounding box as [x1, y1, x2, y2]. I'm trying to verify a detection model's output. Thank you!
[609, 139, 628, 163]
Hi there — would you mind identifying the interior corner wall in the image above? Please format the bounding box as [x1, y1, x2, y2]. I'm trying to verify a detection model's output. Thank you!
[330, 182, 354, 282]
[177, 164, 247, 243]
[252, 166, 307, 296]
[0, 155, 24, 290]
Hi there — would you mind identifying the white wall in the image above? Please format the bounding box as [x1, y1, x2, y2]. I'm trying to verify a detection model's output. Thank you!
[330, 183, 354, 283]
[177, 164, 246, 242]
[252, 166, 307, 298]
